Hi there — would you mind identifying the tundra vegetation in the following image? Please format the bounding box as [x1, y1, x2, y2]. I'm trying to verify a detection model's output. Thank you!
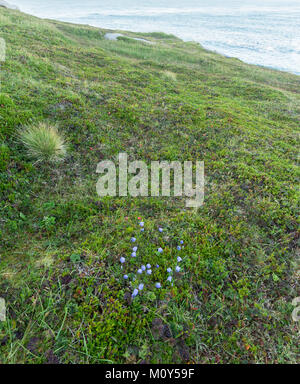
[0, 8, 299, 363]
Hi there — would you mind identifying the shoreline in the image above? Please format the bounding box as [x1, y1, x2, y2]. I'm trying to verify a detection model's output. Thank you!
[2, 4, 299, 77]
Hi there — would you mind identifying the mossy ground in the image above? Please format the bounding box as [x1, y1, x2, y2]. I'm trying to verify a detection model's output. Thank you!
[0, 8, 299, 363]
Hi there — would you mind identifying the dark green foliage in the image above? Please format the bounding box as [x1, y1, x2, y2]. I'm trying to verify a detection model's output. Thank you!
[0, 143, 10, 170]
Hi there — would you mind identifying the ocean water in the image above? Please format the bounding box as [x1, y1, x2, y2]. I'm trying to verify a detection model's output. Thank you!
[11, 0, 300, 75]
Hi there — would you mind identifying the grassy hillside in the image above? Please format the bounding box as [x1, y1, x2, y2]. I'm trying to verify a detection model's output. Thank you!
[0, 8, 299, 364]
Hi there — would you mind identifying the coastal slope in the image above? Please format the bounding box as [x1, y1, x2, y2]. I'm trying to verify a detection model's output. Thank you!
[0, 8, 299, 363]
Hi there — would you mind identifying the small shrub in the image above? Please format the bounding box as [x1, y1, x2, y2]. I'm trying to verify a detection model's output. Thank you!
[0, 94, 32, 140]
[143, 32, 178, 40]
[20, 122, 66, 162]
[0, 143, 10, 170]
[40, 215, 56, 232]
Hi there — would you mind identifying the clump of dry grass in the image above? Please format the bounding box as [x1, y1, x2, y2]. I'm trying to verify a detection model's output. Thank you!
[20, 122, 66, 162]
[163, 70, 177, 81]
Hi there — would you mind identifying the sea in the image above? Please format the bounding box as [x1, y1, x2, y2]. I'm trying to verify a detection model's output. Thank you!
[9, 0, 300, 75]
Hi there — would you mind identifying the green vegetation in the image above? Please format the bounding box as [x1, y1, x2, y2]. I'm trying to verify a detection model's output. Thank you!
[0, 8, 299, 364]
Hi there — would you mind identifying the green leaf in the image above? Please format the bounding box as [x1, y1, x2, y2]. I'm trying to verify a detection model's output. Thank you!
[272, 273, 280, 282]
[70, 253, 81, 263]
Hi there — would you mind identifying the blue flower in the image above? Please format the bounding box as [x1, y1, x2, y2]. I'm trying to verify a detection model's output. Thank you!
[158, 247, 163, 253]
[137, 269, 143, 274]
[141, 265, 146, 271]
[147, 269, 152, 275]
[175, 266, 181, 272]
[146, 264, 151, 269]
[139, 222, 144, 227]
[133, 246, 138, 252]
[120, 257, 125, 263]
[140, 228, 144, 232]
[158, 227, 163, 232]
[177, 246, 181, 251]
[131, 237, 136, 242]
[155, 282, 161, 288]
[156, 264, 159, 268]
[131, 252, 136, 257]
[167, 267, 172, 273]
[138, 283, 144, 290]
[124, 275, 128, 279]
[167, 276, 172, 282]
[132, 289, 139, 298]
[180, 240, 184, 244]
[177, 256, 182, 262]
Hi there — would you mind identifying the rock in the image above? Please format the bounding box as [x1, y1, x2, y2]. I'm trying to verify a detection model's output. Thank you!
[104, 33, 124, 41]
[104, 32, 154, 45]
[131, 37, 155, 45]
[0, 1, 19, 10]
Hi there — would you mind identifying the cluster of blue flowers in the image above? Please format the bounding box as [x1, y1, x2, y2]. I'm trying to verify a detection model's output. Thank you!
[119, 219, 185, 299]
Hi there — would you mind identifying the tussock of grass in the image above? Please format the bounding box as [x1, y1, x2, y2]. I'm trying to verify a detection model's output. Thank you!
[20, 123, 66, 162]
[162, 70, 177, 81]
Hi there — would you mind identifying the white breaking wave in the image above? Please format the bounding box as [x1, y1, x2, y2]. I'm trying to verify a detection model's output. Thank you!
[11, 6, 300, 19]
